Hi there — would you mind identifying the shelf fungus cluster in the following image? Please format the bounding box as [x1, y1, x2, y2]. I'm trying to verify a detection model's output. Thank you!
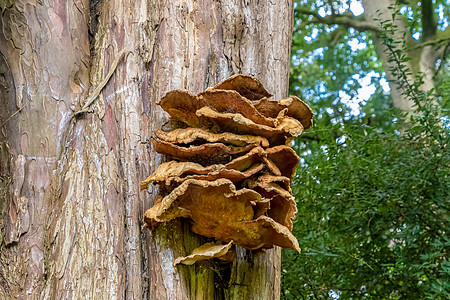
[141, 74, 313, 266]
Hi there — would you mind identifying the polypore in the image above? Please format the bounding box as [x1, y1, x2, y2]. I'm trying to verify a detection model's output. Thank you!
[141, 74, 313, 265]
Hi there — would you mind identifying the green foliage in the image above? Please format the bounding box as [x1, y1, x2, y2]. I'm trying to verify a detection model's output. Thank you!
[283, 106, 449, 299]
[282, 1, 450, 299]
[290, 0, 394, 145]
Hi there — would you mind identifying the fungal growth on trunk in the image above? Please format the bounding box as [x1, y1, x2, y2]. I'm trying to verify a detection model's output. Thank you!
[141, 74, 313, 266]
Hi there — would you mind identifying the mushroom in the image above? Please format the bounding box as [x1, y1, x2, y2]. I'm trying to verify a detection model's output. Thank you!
[152, 137, 257, 165]
[254, 96, 314, 129]
[155, 128, 269, 148]
[141, 74, 313, 265]
[212, 74, 272, 101]
[174, 241, 234, 266]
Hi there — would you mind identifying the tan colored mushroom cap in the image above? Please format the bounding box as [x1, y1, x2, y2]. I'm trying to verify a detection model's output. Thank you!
[158, 88, 310, 146]
[266, 145, 300, 181]
[212, 74, 272, 101]
[173, 241, 234, 266]
[152, 137, 257, 165]
[154, 128, 269, 148]
[142, 145, 300, 190]
[228, 146, 299, 181]
[221, 146, 282, 177]
[254, 174, 292, 192]
[144, 178, 299, 252]
[254, 96, 314, 130]
[158, 90, 200, 126]
[159, 89, 277, 128]
[196, 106, 303, 146]
[246, 178, 297, 231]
[140, 160, 264, 190]
[198, 89, 276, 126]
[141, 146, 300, 190]
[190, 215, 300, 252]
[144, 178, 262, 229]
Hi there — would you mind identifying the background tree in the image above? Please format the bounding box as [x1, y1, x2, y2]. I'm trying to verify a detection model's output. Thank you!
[282, 0, 450, 298]
[291, 0, 449, 114]
[0, 1, 293, 299]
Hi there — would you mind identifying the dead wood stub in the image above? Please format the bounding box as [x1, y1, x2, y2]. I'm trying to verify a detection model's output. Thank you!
[141, 74, 313, 265]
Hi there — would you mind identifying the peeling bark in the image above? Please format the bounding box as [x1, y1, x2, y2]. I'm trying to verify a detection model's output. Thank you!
[0, 0, 293, 299]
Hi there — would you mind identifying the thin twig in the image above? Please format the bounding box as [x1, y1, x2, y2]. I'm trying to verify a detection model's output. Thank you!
[73, 49, 125, 116]
[55, 49, 126, 158]
[433, 42, 450, 80]
[0, 99, 32, 128]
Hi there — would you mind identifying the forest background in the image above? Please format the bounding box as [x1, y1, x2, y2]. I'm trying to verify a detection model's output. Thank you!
[281, 0, 449, 299]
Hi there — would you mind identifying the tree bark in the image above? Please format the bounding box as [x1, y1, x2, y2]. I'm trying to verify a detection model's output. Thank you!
[0, 0, 293, 299]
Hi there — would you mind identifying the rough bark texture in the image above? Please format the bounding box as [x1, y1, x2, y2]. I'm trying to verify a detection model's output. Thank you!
[0, 0, 293, 299]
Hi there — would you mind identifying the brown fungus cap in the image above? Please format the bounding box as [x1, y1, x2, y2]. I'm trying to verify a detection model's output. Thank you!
[254, 96, 314, 130]
[142, 146, 300, 189]
[254, 174, 292, 193]
[158, 90, 201, 127]
[140, 160, 265, 190]
[158, 87, 310, 146]
[266, 146, 300, 182]
[144, 178, 261, 228]
[198, 89, 276, 127]
[154, 128, 269, 148]
[195, 106, 303, 146]
[173, 241, 234, 266]
[245, 178, 297, 231]
[212, 74, 272, 101]
[190, 215, 300, 252]
[159, 89, 277, 128]
[141, 161, 214, 190]
[152, 137, 257, 165]
[143, 178, 299, 251]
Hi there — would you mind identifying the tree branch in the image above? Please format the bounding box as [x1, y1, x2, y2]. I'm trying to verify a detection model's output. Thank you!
[410, 26, 450, 51]
[0, 98, 31, 128]
[295, 6, 321, 19]
[327, 0, 336, 16]
[56, 49, 126, 158]
[295, 7, 380, 33]
[433, 42, 450, 80]
[421, 0, 436, 41]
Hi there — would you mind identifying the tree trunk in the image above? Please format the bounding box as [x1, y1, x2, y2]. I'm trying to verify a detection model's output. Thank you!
[361, 0, 416, 112]
[362, 0, 447, 113]
[0, 0, 293, 299]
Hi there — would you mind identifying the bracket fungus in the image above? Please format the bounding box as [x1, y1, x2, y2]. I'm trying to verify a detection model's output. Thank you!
[141, 74, 313, 265]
